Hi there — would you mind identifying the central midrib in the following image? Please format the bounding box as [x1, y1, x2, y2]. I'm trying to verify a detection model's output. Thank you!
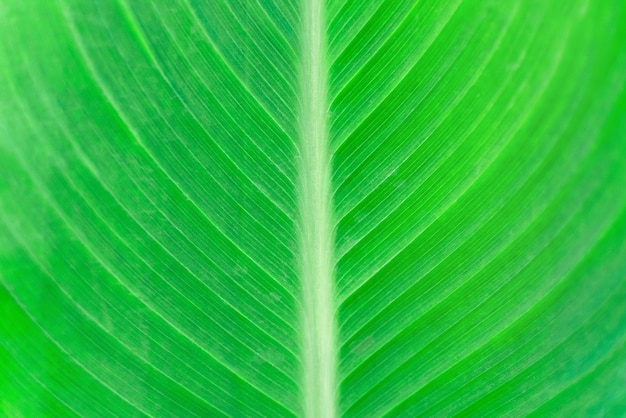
[297, 0, 337, 416]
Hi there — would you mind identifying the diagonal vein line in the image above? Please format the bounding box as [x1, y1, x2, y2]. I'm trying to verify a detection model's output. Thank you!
[176, 0, 299, 142]
[330, 3, 513, 215]
[334, 2, 529, 257]
[0, 340, 97, 417]
[254, 0, 298, 48]
[339, 42, 626, 357]
[328, 0, 420, 67]
[77, 3, 299, 261]
[113, 0, 298, 223]
[328, 0, 463, 106]
[336, 21, 570, 304]
[0, 176, 296, 415]
[401, 239, 626, 417]
[19, 45, 302, 312]
[3, 18, 302, 410]
[8, 100, 301, 390]
[183, 0, 297, 129]
[341, 113, 615, 383]
[457, 295, 626, 416]
[350, 181, 622, 415]
[527, 337, 626, 415]
[447, 232, 626, 416]
[221, 0, 297, 67]
[15, 66, 301, 358]
[346, 63, 626, 414]
[148, 0, 297, 185]
[179, 0, 298, 143]
[0, 270, 157, 417]
[4, 3, 303, 411]
[327, 0, 404, 62]
[55, 0, 298, 290]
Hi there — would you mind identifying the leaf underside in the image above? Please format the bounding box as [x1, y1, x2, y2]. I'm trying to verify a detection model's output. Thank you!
[1, 0, 626, 417]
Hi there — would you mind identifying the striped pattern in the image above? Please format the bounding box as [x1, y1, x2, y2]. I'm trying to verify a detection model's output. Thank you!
[1, 0, 625, 416]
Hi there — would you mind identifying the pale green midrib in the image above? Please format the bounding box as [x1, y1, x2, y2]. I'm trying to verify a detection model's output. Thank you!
[297, 0, 337, 416]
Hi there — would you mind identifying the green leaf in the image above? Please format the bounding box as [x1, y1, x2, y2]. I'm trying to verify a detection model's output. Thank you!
[1, 0, 625, 416]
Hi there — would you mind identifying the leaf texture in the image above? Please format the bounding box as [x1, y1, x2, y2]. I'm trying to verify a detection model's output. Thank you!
[1, 0, 625, 416]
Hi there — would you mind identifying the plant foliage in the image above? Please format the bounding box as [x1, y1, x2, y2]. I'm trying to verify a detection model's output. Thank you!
[1, 0, 626, 416]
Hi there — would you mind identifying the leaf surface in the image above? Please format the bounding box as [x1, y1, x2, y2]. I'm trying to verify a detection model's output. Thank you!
[1, 0, 625, 416]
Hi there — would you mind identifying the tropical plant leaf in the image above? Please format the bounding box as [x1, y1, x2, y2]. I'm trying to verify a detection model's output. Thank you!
[1, 0, 625, 416]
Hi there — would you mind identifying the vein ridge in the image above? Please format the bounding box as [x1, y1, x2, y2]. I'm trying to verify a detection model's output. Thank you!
[297, 0, 337, 415]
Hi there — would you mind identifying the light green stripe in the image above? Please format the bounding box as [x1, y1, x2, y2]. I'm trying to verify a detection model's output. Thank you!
[298, 0, 337, 416]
